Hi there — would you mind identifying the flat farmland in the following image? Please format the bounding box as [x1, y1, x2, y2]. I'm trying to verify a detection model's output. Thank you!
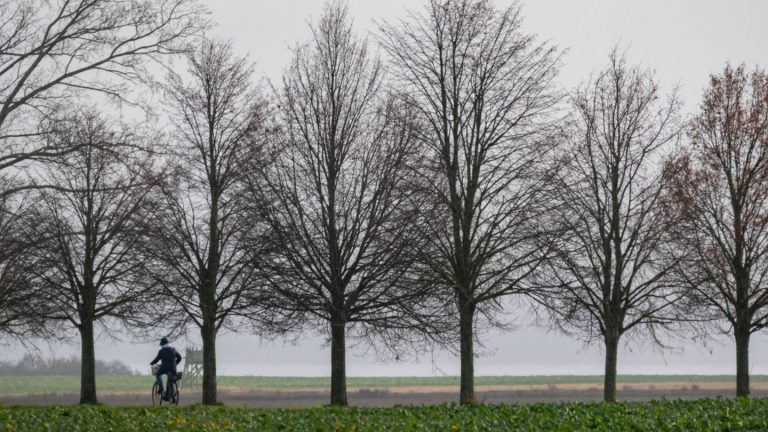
[1, 375, 767, 406]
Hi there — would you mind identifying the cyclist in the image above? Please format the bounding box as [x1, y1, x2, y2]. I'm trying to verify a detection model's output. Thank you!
[150, 337, 182, 401]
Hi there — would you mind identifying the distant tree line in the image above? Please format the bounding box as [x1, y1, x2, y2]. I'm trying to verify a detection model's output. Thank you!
[0, 0, 766, 408]
[0, 354, 135, 376]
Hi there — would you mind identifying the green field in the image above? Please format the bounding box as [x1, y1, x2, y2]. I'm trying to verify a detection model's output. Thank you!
[0, 374, 762, 396]
[1, 399, 767, 431]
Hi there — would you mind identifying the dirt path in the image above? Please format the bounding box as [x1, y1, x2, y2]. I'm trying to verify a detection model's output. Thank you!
[214, 381, 768, 394]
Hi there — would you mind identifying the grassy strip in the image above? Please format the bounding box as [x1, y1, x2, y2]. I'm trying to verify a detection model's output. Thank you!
[1, 399, 768, 431]
[0, 374, 765, 396]
[0, 376, 146, 396]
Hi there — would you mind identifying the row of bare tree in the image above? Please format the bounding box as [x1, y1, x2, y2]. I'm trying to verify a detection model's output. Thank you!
[1, 0, 767, 407]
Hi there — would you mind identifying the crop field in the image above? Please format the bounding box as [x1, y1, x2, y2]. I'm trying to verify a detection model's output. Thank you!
[1, 398, 768, 431]
[2, 374, 767, 397]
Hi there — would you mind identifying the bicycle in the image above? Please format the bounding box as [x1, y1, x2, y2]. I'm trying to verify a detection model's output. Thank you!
[151, 364, 182, 406]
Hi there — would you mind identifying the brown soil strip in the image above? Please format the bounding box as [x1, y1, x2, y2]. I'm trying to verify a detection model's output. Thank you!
[211, 381, 767, 395]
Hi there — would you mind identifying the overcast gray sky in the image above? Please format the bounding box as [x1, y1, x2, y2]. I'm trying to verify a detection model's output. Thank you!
[4, 0, 768, 377]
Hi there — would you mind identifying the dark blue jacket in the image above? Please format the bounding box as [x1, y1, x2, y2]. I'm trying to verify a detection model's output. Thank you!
[151, 346, 182, 372]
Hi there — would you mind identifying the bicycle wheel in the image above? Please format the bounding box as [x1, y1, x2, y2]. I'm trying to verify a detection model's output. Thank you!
[151, 382, 161, 406]
[171, 381, 179, 406]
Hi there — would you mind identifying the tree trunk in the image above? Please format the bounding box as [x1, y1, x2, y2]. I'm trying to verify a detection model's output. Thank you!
[330, 321, 347, 406]
[459, 303, 475, 405]
[201, 321, 218, 405]
[735, 325, 751, 397]
[79, 317, 98, 404]
[603, 334, 619, 402]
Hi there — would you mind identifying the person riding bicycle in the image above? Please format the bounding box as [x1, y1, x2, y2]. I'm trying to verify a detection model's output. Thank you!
[150, 337, 182, 401]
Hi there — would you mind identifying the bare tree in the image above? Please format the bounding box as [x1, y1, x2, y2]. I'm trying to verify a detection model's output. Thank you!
[664, 64, 768, 397]
[28, 110, 159, 404]
[536, 50, 682, 402]
[141, 39, 265, 405]
[0, 0, 204, 188]
[246, 2, 441, 407]
[0, 191, 48, 342]
[378, 0, 560, 404]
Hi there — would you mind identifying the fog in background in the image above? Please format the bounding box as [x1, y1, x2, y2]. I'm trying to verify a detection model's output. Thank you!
[3, 0, 768, 377]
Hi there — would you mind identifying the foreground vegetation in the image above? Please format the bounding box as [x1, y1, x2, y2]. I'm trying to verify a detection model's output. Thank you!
[1, 399, 768, 431]
[2, 375, 766, 397]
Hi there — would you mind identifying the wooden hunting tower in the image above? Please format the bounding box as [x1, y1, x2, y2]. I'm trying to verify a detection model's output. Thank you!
[183, 347, 203, 387]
